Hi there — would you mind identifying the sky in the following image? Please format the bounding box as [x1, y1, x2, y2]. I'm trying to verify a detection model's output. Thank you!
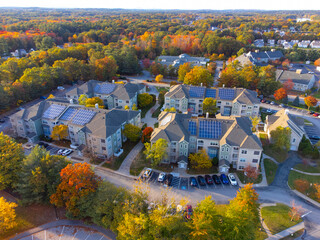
[1, 0, 320, 11]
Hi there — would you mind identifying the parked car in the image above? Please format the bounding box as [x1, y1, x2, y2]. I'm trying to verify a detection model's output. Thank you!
[205, 175, 213, 185]
[39, 96, 47, 100]
[260, 99, 266, 103]
[143, 168, 153, 178]
[212, 175, 221, 184]
[158, 172, 166, 182]
[164, 174, 173, 187]
[57, 149, 64, 155]
[279, 104, 286, 108]
[313, 113, 319, 117]
[220, 174, 229, 184]
[228, 174, 237, 186]
[0, 119, 5, 123]
[190, 177, 198, 187]
[270, 101, 275, 105]
[309, 111, 315, 115]
[62, 149, 73, 156]
[310, 135, 320, 140]
[185, 205, 193, 220]
[57, 86, 65, 91]
[265, 100, 271, 104]
[308, 71, 314, 74]
[197, 176, 206, 186]
[38, 142, 49, 148]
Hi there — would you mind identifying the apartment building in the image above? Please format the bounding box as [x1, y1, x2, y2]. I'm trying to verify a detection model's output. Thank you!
[10, 99, 141, 158]
[65, 80, 146, 109]
[276, 69, 316, 92]
[151, 112, 262, 172]
[164, 85, 260, 117]
[157, 53, 209, 68]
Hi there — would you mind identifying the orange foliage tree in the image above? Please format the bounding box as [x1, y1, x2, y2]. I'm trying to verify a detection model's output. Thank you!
[289, 200, 302, 222]
[304, 96, 318, 110]
[314, 58, 320, 66]
[294, 179, 310, 194]
[141, 127, 153, 143]
[314, 184, 320, 202]
[274, 88, 287, 101]
[244, 165, 260, 181]
[50, 162, 101, 217]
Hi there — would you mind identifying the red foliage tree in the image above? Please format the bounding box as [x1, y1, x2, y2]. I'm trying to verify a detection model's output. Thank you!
[274, 88, 287, 101]
[244, 165, 260, 181]
[304, 96, 318, 110]
[283, 79, 294, 91]
[293, 179, 310, 194]
[141, 127, 153, 143]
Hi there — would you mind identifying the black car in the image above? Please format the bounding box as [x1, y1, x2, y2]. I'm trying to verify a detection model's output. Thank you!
[197, 176, 206, 186]
[205, 175, 213, 185]
[310, 135, 320, 140]
[38, 142, 49, 148]
[309, 111, 315, 115]
[212, 175, 221, 184]
[164, 174, 173, 187]
[190, 177, 198, 187]
[0, 119, 5, 123]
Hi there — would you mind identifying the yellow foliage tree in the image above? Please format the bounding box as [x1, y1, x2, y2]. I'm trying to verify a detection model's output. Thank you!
[85, 97, 104, 108]
[124, 105, 130, 110]
[47, 94, 55, 99]
[155, 74, 163, 83]
[189, 149, 212, 169]
[51, 125, 69, 141]
[0, 197, 18, 232]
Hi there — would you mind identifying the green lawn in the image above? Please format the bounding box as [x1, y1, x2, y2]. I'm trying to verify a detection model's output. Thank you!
[264, 158, 278, 185]
[151, 105, 163, 118]
[312, 91, 320, 99]
[263, 145, 288, 163]
[155, 87, 169, 93]
[288, 171, 320, 189]
[103, 140, 137, 170]
[294, 162, 320, 173]
[261, 203, 302, 235]
[236, 170, 263, 184]
[154, 122, 159, 128]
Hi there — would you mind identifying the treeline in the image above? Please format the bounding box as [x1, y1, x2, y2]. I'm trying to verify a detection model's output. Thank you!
[0, 133, 263, 240]
[0, 43, 141, 111]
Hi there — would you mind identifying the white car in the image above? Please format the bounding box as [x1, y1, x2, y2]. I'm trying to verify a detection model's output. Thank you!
[57, 86, 65, 91]
[228, 174, 237, 186]
[143, 168, 152, 178]
[57, 149, 64, 155]
[62, 149, 73, 156]
[158, 172, 166, 182]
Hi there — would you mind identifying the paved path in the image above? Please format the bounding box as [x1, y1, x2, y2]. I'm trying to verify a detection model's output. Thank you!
[260, 203, 277, 238]
[292, 168, 320, 176]
[142, 102, 160, 128]
[266, 222, 305, 240]
[263, 153, 280, 165]
[117, 142, 144, 175]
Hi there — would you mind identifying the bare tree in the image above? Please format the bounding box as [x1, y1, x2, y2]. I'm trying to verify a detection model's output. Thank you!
[289, 200, 303, 222]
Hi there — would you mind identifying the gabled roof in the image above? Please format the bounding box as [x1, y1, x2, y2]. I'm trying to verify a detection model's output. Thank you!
[276, 69, 314, 85]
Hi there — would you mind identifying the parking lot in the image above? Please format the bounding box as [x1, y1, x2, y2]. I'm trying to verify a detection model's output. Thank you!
[143, 171, 239, 191]
[304, 125, 320, 145]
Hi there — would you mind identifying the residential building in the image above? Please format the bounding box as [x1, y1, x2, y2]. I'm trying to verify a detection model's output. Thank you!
[157, 53, 209, 68]
[298, 40, 311, 48]
[267, 39, 275, 46]
[10, 98, 141, 158]
[164, 85, 260, 117]
[150, 112, 262, 172]
[276, 69, 316, 92]
[10, 49, 27, 58]
[65, 80, 146, 109]
[265, 109, 305, 151]
[310, 40, 320, 49]
[234, 49, 284, 66]
[254, 39, 265, 48]
[297, 18, 311, 22]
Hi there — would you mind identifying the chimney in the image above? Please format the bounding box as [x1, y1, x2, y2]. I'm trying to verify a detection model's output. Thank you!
[271, 49, 276, 52]
[296, 69, 302, 74]
[222, 84, 225, 88]
[95, 103, 99, 109]
[200, 83, 203, 87]
[255, 50, 259, 53]
[206, 112, 209, 119]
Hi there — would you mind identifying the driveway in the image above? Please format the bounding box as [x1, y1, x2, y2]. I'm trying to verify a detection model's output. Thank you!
[271, 152, 302, 188]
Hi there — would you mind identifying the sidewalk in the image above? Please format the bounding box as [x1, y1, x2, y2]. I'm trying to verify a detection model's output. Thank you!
[117, 142, 144, 175]
[266, 222, 304, 240]
[142, 102, 160, 127]
[260, 203, 277, 238]
[291, 168, 320, 176]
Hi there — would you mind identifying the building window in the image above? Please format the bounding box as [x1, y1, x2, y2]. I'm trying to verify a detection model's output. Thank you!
[293, 138, 296, 143]
[102, 147, 106, 150]
[118, 100, 122, 103]
[240, 159, 246, 162]
[101, 139, 105, 143]
[221, 147, 224, 152]
[252, 159, 258, 163]
[234, 147, 239, 150]
[226, 148, 229, 152]
[241, 150, 247, 154]
[225, 156, 228, 159]
[254, 151, 260, 155]
[126, 100, 129, 103]
[239, 166, 244, 170]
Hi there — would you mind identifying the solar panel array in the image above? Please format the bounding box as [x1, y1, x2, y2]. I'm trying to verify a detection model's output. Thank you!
[218, 89, 235, 100]
[71, 109, 96, 125]
[205, 89, 216, 98]
[42, 104, 66, 119]
[94, 83, 116, 94]
[199, 120, 222, 139]
[59, 107, 78, 121]
[188, 121, 197, 135]
[189, 86, 205, 98]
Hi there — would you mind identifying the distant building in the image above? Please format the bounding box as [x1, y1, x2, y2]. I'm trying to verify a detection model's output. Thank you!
[164, 85, 260, 117]
[157, 54, 210, 68]
[276, 69, 316, 92]
[10, 49, 27, 58]
[10, 99, 141, 158]
[267, 39, 275, 46]
[297, 18, 312, 22]
[253, 39, 265, 48]
[234, 49, 284, 66]
[298, 40, 311, 48]
[310, 40, 320, 49]
[151, 112, 262, 172]
[65, 80, 146, 109]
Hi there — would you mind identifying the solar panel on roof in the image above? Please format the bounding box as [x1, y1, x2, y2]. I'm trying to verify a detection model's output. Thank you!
[95, 83, 116, 94]
[71, 109, 96, 125]
[59, 107, 78, 121]
[205, 89, 216, 98]
[189, 86, 205, 98]
[188, 121, 197, 135]
[199, 120, 222, 139]
[42, 104, 66, 119]
[218, 89, 235, 100]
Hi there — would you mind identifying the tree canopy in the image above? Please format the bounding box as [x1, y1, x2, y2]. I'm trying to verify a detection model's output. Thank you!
[270, 126, 291, 151]
[144, 138, 168, 167]
[123, 124, 142, 142]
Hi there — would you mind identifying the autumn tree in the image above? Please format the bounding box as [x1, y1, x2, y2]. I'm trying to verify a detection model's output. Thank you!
[293, 179, 310, 194]
[184, 66, 213, 87]
[304, 96, 317, 110]
[314, 184, 320, 202]
[50, 162, 102, 218]
[47, 94, 55, 99]
[178, 62, 192, 82]
[244, 165, 260, 181]
[270, 126, 291, 151]
[314, 58, 320, 66]
[53, 57, 90, 82]
[189, 149, 212, 169]
[78, 94, 88, 105]
[124, 105, 130, 110]
[203, 97, 218, 116]
[86, 97, 104, 108]
[141, 127, 153, 143]
[283, 79, 294, 91]
[138, 93, 153, 108]
[144, 138, 168, 167]
[274, 88, 287, 101]
[123, 124, 141, 142]
[16, 146, 69, 205]
[250, 116, 260, 132]
[289, 201, 302, 222]
[0, 133, 24, 190]
[155, 74, 163, 83]
[92, 55, 118, 82]
[0, 197, 18, 232]
[51, 124, 69, 141]
[132, 103, 138, 111]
